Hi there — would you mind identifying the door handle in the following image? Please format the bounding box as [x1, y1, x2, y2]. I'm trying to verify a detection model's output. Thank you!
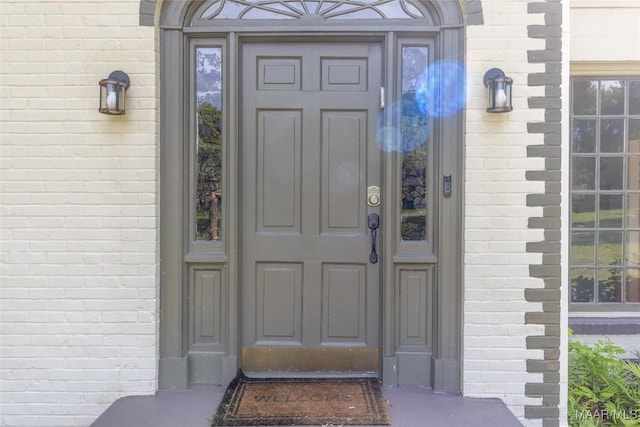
[368, 213, 379, 264]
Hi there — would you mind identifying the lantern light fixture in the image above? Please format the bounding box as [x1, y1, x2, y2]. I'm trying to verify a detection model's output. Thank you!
[483, 68, 513, 113]
[99, 71, 130, 115]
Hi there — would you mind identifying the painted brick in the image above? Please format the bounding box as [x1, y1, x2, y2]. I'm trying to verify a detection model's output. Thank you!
[525, 406, 560, 419]
[0, 1, 578, 427]
[528, 50, 562, 65]
[1, 0, 158, 425]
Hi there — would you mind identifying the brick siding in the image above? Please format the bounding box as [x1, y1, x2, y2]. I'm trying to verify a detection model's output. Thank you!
[0, 1, 159, 426]
[464, 1, 551, 426]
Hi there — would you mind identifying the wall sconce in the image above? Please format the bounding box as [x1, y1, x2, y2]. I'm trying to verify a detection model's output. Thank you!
[483, 68, 513, 113]
[99, 71, 130, 115]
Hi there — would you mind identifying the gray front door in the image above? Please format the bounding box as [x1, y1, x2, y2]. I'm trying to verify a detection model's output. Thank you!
[241, 41, 383, 374]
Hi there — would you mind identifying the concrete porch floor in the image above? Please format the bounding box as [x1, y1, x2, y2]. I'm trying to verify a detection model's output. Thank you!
[90, 384, 523, 427]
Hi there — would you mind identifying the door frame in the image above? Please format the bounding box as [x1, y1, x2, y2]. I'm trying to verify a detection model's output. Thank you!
[159, 0, 464, 392]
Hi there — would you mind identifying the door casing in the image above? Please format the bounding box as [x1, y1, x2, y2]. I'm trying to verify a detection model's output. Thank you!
[159, 1, 464, 392]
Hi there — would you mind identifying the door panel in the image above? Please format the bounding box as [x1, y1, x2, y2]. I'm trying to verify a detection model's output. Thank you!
[322, 111, 366, 233]
[256, 263, 302, 343]
[256, 110, 301, 232]
[322, 263, 366, 343]
[241, 41, 382, 373]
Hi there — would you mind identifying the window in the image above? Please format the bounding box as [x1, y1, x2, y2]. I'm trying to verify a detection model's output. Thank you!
[570, 78, 640, 308]
[400, 45, 429, 241]
[195, 46, 223, 242]
[198, 0, 428, 20]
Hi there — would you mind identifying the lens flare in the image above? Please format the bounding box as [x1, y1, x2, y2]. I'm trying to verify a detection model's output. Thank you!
[376, 98, 429, 153]
[414, 60, 466, 119]
[376, 60, 465, 152]
[376, 125, 398, 152]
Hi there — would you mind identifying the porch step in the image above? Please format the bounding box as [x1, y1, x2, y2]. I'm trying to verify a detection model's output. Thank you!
[91, 385, 523, 427]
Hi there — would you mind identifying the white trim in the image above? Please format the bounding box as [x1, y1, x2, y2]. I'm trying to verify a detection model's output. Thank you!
[560, 0, 571, 425]
[571, 0, 640, 8]
[571, 312, 640, 318]
[570, 61, 640, 76]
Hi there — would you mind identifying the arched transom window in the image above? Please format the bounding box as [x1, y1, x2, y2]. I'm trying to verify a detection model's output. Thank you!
[197, 0, 432, 20]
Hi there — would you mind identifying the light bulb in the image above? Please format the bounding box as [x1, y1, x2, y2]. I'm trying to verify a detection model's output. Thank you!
[106, 90, 117, 109]
[494, 88, 507, 108]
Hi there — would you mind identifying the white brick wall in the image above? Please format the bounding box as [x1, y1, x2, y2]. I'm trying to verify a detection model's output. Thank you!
[0, 0, 578, 426]
[464, 1, 547, 426]
[571, 1, 640, 62]
[0, 1, 159, 426]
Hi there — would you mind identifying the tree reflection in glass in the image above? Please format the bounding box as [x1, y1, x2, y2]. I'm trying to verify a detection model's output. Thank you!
[195, 47, 223, 241]
[598, 267, 622, 303]
[572, 118, 596, 153]
[600, 80, 624, 115]
[571, 268, 594, 303]
[572, 80, 597, 115]
[400, 46, 429, 241]
[626, 269, 640, 302]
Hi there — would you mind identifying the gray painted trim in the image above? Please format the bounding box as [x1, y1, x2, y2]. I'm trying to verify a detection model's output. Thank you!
[141, 1, 484, 27]
[524, 1, 563, 426]
[569, 317, 640, 335]
[157, 0, 475, 393]
[433, 26, 465, 393]
[139, 0, 156, 26]
[159, 28, 189, 389]
[464, 0, 484, 25]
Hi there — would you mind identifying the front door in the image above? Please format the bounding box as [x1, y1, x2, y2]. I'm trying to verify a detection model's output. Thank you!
[241, 41, 383, 374]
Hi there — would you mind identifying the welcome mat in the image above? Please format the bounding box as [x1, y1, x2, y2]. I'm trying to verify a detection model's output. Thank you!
[211, 372, 391, 426]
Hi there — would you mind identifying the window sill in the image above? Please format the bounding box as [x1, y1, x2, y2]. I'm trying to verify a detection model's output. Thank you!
[569, 317, 640, 335]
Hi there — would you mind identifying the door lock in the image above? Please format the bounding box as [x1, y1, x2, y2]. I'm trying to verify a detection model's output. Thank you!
[367, 186, 381, 207]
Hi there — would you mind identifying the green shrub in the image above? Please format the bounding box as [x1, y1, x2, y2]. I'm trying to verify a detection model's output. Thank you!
[568, 336, 640, 426]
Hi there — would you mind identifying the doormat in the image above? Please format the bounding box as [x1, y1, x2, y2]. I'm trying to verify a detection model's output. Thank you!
[211, 372, 391, 426]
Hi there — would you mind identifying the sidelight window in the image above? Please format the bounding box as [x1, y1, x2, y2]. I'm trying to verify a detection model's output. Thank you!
[195, 46, 224, 242]
[400, 45, 430, 242]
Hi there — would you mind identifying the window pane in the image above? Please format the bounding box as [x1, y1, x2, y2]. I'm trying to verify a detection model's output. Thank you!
[599, 157, 623, 190]
[572, 118, 596, 153]
[629, 193, 640, 228]
[600, 80, 625, 115]
[629, 80, 640, 115]
[598, 230, 623, 265]
[243, 6, 297, 19]
[600, 118, 624, 153]
[629, 119, 640, 153]
[598, 268, 622, 303]
[572, 157, 595, 190]
[571, 231, 595, 265]
[571, 268, 594, 303]
[400, 46, 429, 242]
[627, 231, 640, 265]
[572, 194, 595, 228]
[599, 194, 623, 228]
[629, 156, 640, 190]
[217, 2, 245, 19]
[332, 7, 385, 19]
[626, 269, 640, 302]
[572, 80, 597, 115]
[195, 47, 223, 241]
